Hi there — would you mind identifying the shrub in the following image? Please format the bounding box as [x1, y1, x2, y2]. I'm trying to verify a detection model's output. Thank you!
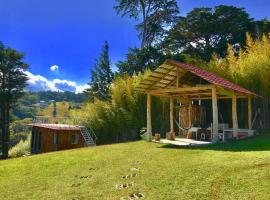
[9, 135, 30, 158]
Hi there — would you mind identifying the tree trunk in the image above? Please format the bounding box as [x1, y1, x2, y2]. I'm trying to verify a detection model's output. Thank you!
[140, 0, 147, 48]
[1, 103, 10, 159]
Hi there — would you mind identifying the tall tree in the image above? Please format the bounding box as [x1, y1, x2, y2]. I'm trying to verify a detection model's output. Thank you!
[165, 5, 253, 61]
[116, 46, 190, 75]
[85, 41, 114, 101]
[114, 0, 179, 48]
[52, 101, 57, 118]
[249, 18, 270, 38]
[0, 42, 28, 159]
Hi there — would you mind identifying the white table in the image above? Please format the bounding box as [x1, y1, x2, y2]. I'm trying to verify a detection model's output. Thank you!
[187, 127, 201, 140]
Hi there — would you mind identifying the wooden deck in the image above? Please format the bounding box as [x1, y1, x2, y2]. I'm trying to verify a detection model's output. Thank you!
[153, 137, 212, 146]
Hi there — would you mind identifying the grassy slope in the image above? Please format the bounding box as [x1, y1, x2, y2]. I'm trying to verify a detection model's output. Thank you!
[1, 133, 270, 200]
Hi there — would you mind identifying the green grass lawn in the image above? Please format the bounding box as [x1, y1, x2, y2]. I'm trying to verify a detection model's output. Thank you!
[1, 132, 270, 200]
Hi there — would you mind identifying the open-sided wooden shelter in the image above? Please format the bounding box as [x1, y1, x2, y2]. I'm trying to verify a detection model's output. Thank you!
[30, 123, 96, 153]
[135, 60, 257, 143]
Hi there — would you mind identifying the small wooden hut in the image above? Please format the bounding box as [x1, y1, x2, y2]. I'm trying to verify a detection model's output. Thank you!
[30, 123, 96, 154]
[135, 60, 257, 143]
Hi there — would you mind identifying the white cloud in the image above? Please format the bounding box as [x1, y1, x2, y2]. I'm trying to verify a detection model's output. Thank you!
[24, 71, 89, 93]
[50, 65, 59, 71]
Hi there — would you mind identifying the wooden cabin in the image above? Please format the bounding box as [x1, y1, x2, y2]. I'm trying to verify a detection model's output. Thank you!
[30, 123, 96, 154]
[135, 60, 258, 143]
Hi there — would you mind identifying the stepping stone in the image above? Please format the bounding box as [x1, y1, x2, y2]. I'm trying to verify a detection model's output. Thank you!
[89, 167, 99, 171]
[115, 182, 134, 189]
[134, 161, 144, 165]
[80, 175, 92, 179]
[129, 193, 144, 199]
[120, 193, 144, 200]
[71, 183, 82, 187]
[130, 168, 139, 172]
[122, 174, 137, 179]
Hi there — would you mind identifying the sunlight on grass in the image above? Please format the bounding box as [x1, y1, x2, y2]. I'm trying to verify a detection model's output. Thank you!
[0, 133, 270, 200]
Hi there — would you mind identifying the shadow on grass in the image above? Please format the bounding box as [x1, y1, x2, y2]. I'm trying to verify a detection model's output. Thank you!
[159, 132, 270, 152]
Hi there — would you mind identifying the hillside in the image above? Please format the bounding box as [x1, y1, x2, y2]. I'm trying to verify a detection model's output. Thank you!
[0, 133, 270, 200]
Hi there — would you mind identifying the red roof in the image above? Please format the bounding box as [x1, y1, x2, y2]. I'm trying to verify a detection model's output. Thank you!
[165, 60, 257, 96]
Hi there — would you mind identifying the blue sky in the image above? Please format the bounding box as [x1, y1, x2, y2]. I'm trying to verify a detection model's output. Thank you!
[0, 0, 269, 92]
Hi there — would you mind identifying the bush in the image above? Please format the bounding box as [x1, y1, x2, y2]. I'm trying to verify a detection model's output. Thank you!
[9, 135, 30, 158]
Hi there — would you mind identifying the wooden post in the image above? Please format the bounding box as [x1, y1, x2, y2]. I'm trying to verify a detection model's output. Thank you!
[170, 96, 174, 133]
[176, 67, 179, 88]
[146, 93, 152, 142]
[178, 102, 181, 135]
[248, 96, 252, 129]
[188, 102, 192, 127]
[232, 94, 238, 137]
[212, 87, 219, 143]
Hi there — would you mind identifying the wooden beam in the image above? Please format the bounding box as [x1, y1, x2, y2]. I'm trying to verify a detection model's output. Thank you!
[146, 93, 152, 142]
[212, 87, 219, 143]
[146, 65, 176, 90]
[170, 96, 174, 132]
[191, 95, 248, 100]
[178, 98, 192, 104]
[148, 75, 174, 82]
[248, 96, 252, 129]
[162, 79, 177, 89]
[149, 85, 214, 94]
[152, 71, 177, 78]
[232, 93, 238, 138]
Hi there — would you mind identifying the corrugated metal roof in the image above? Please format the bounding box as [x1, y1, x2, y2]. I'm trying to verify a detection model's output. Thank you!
[29, 123, 81, 131]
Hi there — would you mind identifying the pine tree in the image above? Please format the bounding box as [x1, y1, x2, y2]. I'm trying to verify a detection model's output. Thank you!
[85, 41, 114, 101]
[0, 42, 28, 159]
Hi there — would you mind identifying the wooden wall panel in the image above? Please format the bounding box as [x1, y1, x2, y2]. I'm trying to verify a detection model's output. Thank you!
[32, 127, 86, 154]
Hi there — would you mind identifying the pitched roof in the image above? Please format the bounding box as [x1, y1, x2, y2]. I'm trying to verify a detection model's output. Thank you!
[166, 60, 256, 96]
[29, 123, 81, 131]
[136, 60, 257, 97]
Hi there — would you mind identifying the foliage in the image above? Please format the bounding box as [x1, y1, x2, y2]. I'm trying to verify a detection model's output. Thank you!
[0, 42, 29, 159]
[9, 118, 32, 147]
[10, 91, 84, 121]
[71, 74, 145, 144]
[116, 45, 196, 75]
[37, 101, 71, 119]
[52, 101, 57, 117]
[2, 133, 270, 199]
[8, 135, 30, 158]
[11, 92, 38, 119]
[165, 5, 250, 61]
[85, 41, 114, 101]
[71, 72, 172, 144]
[208, 33, 270, 95]
[31, 91, 86, 102]
[164, 5, 270, 61]
[208, 34, 270, 129]
[115, 0, 179, 47]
